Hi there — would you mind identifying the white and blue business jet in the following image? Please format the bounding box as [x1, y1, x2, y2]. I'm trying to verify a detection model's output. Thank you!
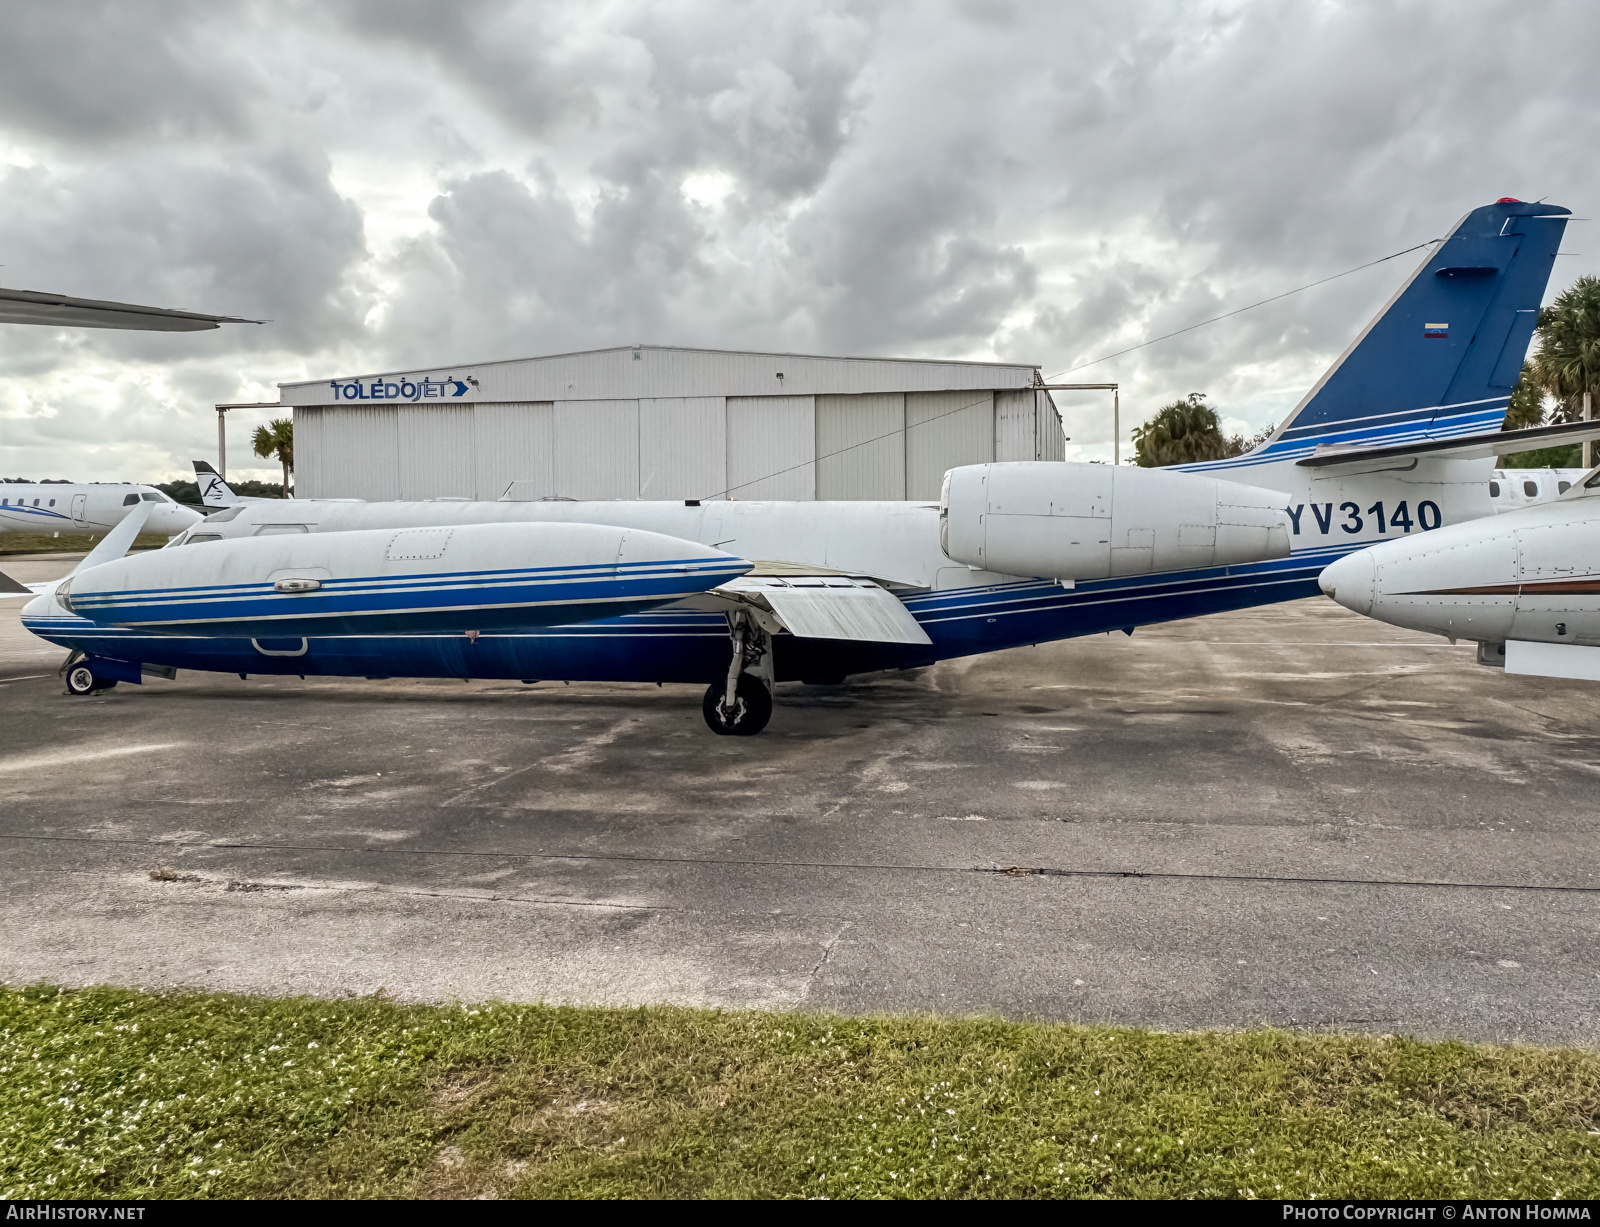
[18, 199, 1595, 735]
[0, 481, 201, 538]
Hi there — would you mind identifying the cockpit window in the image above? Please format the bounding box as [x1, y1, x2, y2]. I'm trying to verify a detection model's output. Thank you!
[1559, 481, 1572, 494]
[186, 532, 225, 545]
[140, 491, 166, 502]
[123, 493, 140, 506]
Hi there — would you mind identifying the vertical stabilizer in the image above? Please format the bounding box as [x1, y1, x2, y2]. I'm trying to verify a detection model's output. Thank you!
[192, 459, 241, 507]
[1198, 199, 1569, 469]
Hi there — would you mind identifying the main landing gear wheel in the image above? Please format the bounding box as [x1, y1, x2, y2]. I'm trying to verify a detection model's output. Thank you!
[702, 675, 772, 736]
[65, 664, 114, 696]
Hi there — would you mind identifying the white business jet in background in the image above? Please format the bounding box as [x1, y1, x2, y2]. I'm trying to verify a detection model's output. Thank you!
[1320, 467, 1600, 681]
[1488, 467, 1588, 512]
[0, 482, 200, 538]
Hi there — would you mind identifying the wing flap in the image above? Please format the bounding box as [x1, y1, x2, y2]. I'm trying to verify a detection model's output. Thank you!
[714, 576, 932, 645]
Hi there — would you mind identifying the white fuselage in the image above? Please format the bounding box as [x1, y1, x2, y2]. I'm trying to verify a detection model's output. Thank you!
[0, 483, 201, 537]
[175, 453, 1503, 588]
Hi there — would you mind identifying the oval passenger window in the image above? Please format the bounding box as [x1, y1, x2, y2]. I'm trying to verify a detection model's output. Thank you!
[1488, 481, 1500, 497]
[1524, 481, 1538, 497]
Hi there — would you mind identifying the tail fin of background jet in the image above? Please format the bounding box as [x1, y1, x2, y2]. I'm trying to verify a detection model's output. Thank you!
[192, 460, 241, 507]
[1200, 199, 1569, 469]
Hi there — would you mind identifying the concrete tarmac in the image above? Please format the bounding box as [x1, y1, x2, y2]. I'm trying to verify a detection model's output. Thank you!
[2, 552, 1598, 1044]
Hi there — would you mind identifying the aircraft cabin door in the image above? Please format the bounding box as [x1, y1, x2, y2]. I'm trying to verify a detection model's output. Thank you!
[70, 494, 87, 527]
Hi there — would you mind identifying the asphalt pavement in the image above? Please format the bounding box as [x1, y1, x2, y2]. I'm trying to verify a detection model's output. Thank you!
[3, 551, 1597, 1044]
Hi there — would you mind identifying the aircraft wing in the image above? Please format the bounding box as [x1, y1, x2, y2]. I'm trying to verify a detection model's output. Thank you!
[0, 287, 260, 332]
[1297, 420, 1600, 469]
[701, 575, 933, 645]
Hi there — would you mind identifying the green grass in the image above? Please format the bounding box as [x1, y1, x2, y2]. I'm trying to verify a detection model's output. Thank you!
[0, 533, 172, 556]
[2, 985, 1597, 1200]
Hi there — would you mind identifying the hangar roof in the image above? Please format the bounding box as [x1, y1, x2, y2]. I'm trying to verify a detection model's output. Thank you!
[279, 344, 1042, 406]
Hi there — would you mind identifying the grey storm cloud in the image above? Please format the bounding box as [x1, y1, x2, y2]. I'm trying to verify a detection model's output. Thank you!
[1, 0, 1598, 481]
[0, 1, 264, 145]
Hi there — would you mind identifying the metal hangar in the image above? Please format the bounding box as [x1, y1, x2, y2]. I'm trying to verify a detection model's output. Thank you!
[279, 345, 1066, 502]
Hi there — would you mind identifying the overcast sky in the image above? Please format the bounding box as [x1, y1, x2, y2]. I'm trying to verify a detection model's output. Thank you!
[2, 0, 1596, 483]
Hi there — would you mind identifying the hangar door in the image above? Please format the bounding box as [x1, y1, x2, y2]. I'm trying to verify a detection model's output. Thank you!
[815, 391, 995, 500]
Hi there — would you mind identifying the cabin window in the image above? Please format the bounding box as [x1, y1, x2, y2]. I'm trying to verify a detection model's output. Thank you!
[32, 499, 38, 506]
[1559, 481, 1572, 494]
[1524, 481, 1538, 498]
[123, 493, 140, 506]
[48, 499, 55, 507]
[1488, 481, 1500, 497]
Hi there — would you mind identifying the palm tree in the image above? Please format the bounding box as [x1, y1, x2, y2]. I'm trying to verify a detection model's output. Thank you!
[251, 418, 294, 497]
[1133, 394, 1232, 466]
[1502, 361, 1547, 431]
[1531, 275, 1600, 423]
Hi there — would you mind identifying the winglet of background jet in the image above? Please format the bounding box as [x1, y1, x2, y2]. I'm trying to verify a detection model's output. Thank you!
[0, 286, 261, 332]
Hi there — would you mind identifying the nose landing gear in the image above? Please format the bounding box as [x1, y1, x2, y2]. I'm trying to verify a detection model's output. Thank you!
[63, 659, 116, 696]
[703, 613, 774, 735]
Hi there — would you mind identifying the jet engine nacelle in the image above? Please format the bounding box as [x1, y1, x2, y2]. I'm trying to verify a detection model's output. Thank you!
[940, 462, 1292, 581]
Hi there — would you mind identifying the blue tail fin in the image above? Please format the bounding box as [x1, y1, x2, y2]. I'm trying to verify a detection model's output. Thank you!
[1217, 199, 1569, 466]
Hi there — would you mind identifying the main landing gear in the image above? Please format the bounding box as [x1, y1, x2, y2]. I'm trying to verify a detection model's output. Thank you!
[702, 612, 774, 736]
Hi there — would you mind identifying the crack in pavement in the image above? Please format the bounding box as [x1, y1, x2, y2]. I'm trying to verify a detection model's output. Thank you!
[5, 832, 1599, 895]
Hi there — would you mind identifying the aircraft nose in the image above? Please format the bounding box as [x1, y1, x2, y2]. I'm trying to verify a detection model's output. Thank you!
[1318, 549, 1375, 616]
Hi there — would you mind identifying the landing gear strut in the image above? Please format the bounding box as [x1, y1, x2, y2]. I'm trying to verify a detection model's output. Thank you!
[702, 613, 774, 735]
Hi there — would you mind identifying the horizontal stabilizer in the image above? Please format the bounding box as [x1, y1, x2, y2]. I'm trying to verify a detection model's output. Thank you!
[1297, 419, 1600, 468]
[716, 576, 932, 645]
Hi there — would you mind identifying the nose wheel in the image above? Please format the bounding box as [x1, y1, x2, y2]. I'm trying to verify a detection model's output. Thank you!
[64, 663, 116, 696]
